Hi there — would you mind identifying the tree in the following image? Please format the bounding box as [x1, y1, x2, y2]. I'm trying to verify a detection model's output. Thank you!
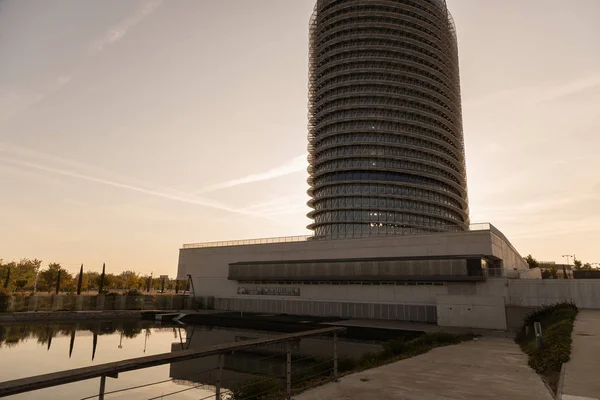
[3, 266, 9, 289]
[98, 263, 106, 294]
[120, 271, 141, 290]
[524, 254, 539, 269]
[83, 271, 100, 292]
[15, 259, 42, 291]
[15, 280, 28, 292]
[582, 263, 593, 270]
[76, 265, 83, 295]
[574, 258, 582, 269]
[38, 263, 73, 293]
[55, 269, 61, 294]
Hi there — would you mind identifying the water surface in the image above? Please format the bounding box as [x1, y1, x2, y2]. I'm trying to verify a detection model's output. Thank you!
[0, 320, 381, 399]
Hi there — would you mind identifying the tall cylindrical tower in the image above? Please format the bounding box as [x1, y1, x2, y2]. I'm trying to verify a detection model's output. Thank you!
[307, 0, 470, 239]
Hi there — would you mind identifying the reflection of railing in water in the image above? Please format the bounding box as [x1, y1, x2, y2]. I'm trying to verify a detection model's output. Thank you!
[235, 335, 301, 352]
[0, 327, 345, 400]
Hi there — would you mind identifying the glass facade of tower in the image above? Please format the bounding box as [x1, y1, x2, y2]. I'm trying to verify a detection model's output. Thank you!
[307, 0, 470, 239]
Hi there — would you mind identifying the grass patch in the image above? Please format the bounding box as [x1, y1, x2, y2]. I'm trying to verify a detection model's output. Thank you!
[515, 301, 578, 393]
[228, 331, 476, 399]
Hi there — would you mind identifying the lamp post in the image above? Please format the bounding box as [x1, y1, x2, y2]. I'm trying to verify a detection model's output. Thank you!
[562, 254, 574, 266]
[33, 271, 39, 294]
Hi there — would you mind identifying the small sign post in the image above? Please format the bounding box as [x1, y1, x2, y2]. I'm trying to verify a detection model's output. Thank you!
[534, 322, 543, 350]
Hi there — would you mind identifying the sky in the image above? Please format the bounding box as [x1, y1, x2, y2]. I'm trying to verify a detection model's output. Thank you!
[1, 0, 599, 275]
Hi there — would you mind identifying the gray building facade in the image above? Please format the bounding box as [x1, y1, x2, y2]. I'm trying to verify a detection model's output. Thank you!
[307, 0, 469, 239]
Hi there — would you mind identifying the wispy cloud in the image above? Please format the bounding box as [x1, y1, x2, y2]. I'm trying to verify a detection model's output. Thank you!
[242, 196, 309, 218]
[92, 0, 162, 51]
[478, 193, 600, 217]
[510, 217, 600, 240]
[465, 73, 600, 109]
[0, 75, 72, 124]
[0, 142, 277, 221]
[1, 1, 161, 125]
[199, 154, 307, 193]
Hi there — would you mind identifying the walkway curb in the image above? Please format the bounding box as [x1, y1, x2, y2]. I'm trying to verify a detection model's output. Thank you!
[556, 363, 566, 400]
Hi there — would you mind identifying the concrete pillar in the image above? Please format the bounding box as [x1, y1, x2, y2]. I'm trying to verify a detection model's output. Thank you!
[7, 296, 15, 312]
[96, 295, 105, 311]
[76, 296, 84, 311]
[55, 296, 64, 311]
[119, 295, 126, 310]
[167, 296, 173, 310]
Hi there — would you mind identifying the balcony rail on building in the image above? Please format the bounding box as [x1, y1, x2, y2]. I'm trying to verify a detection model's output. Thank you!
[182, 222, 500, 249]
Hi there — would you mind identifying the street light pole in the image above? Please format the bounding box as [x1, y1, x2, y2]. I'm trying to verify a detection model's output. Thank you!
[33, 271, 39, 294]
[562, 254, 574, 266]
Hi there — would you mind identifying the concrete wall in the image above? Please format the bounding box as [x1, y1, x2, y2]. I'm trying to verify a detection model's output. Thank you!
[233, 282, 446, 304]
[0, 295, 197, 312]
[519, 268, 542, 279]
[215, 297, 437, 323]
[490, 232, 529, 271]
[506, 279, 600, 309]
[436, 294, 507, 330]
[211, 279, 600, 330]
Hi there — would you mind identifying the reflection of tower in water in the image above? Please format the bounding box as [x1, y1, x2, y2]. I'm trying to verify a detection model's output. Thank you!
[168, 326, 381, 388]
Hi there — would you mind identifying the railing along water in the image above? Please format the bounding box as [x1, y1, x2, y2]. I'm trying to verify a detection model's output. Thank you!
[0, 327, 345, 400]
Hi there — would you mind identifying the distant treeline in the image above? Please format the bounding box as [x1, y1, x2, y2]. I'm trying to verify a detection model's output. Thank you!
[0, 258, 182, 294]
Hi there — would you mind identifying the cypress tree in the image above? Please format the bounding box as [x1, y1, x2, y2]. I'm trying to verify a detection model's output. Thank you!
[55, 269, 61, 294]
[98, 263, 106, 294]
[77, 264, 84, 295]
[3, 266, 10, 289]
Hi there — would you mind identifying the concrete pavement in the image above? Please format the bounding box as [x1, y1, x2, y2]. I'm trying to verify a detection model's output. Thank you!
[296, 337, 553, 400]
[560, 310, 600, 400]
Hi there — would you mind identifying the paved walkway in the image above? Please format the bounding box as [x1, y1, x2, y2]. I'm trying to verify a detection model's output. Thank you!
[296, 337, 552, 400]
[560, 310, 600, 400]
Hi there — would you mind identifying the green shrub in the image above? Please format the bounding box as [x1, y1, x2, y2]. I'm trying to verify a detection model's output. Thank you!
[229, 375, 283, 400]
[337, 357, 358, 373]
[126, 289, 143, 296]
[382, 338, 408, 356]
[528, 320, 573, 373]
[515, 302, 578, 393]
[357, 351, 386, 369]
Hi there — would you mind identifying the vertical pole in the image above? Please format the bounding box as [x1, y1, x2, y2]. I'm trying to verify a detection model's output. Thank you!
[333, 332, 338, 382]
[286, 341, 292, 400]
[99, 375, 106, 400]
[216, 353, 224, 399]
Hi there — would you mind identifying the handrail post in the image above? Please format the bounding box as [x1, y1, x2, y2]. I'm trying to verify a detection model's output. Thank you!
[286, 341, 292, 400]
[216, 353, 224, 399]
[98, 375, 106, 400]
[333, 332, 338, 382]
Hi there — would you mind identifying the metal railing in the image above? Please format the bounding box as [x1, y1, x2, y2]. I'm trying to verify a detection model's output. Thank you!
[183, 235, 313, 249]
[0, 327, 345, 400]
[182, 222, 497, 249]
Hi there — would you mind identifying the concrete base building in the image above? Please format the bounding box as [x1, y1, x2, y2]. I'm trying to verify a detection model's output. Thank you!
[177, 223, 541, 330]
